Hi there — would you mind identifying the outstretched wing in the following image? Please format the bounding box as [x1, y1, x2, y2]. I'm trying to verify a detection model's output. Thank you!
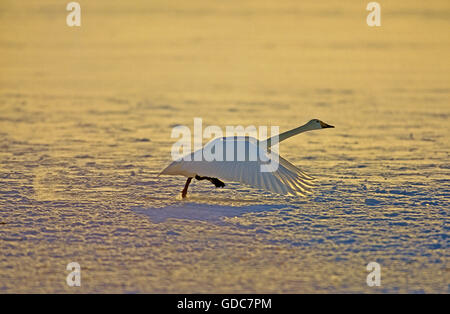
[160, 137, 315, 196]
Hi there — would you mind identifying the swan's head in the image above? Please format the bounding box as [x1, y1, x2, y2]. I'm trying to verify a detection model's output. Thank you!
[307, 119, 334, 130]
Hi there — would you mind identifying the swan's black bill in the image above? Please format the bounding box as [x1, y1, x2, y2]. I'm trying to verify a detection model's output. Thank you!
[320, 121, 335, 128]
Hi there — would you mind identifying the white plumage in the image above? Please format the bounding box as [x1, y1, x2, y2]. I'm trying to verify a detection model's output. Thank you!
[160, 119, 334, 198]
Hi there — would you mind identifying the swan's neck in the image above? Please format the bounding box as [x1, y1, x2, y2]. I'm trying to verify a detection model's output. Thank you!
[264, 123, 314, 147]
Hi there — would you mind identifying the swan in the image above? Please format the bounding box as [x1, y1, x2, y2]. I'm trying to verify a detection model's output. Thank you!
[160, 119, 334, 198]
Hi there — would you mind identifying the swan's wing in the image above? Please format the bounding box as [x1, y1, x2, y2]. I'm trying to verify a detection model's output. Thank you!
[160, 137, 315, 196]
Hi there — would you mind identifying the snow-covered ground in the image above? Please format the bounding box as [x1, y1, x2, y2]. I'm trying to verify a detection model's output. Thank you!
[0, 1, 448, 293]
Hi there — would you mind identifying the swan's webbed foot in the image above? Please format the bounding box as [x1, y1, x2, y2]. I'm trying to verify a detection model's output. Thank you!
[209, 177, 225, 188]
[195, 175, 225, 188]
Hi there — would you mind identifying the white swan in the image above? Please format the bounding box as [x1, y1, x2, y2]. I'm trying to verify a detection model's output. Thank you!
[160, 119, 334, 198]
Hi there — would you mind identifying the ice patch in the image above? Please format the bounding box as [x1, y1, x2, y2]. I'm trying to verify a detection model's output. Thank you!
[132, 202, 286, 223]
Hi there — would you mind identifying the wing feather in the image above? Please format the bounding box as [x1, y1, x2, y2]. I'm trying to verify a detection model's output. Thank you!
[159, 137, 315, 196]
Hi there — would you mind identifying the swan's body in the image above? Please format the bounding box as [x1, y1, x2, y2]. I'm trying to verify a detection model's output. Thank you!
[160, 119, 334, 198]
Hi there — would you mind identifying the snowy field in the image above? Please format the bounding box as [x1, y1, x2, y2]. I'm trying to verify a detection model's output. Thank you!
[0, 1, 448, 293]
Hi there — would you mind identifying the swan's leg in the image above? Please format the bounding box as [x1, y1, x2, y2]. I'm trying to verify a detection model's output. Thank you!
[195, 175, 225, 188]
[181, 177, 192, 198]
